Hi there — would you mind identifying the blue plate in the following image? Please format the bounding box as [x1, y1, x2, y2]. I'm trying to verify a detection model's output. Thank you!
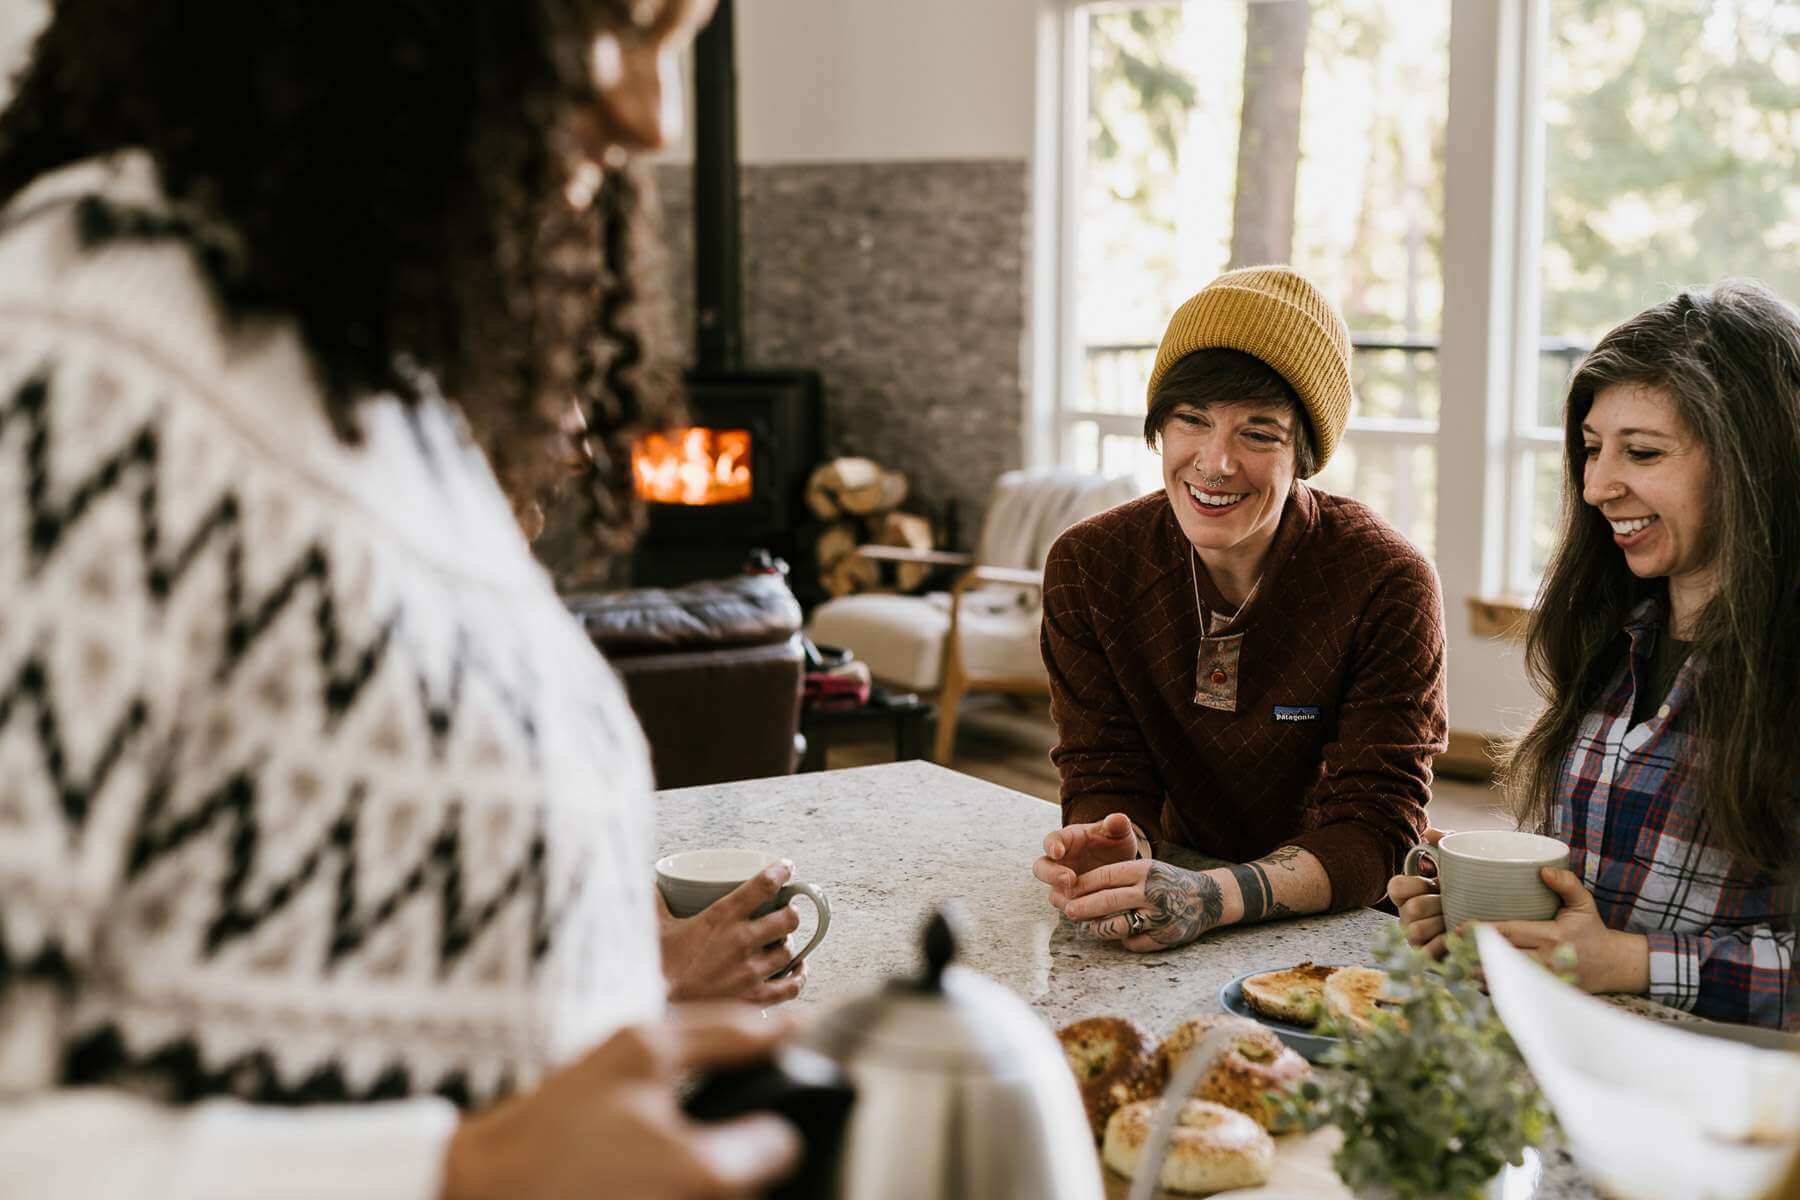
[1218, 968, 1343, 1063]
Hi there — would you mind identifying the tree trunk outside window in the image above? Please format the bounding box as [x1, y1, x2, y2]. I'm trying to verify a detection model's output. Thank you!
[1229, 0, 1311, 268]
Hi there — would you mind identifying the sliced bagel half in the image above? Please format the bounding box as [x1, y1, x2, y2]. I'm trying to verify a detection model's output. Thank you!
[1240, 961, 1338, 1025]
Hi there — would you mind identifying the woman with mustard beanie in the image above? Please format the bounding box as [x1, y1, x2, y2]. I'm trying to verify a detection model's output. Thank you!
[1031, 265, 1447, 949]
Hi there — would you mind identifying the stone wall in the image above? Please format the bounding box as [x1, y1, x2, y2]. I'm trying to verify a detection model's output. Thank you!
[652, 159, 1030, 549]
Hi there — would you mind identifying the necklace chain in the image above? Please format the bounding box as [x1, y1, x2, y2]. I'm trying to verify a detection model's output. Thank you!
[1190, 547, 1266, 637]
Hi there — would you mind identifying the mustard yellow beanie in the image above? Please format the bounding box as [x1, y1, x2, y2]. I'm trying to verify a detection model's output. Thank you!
[1147, 265, 1354, 475]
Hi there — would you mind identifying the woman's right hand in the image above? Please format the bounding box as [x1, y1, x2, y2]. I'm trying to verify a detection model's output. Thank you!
[660, 862, 808, 1007]
[440, 1005, 801, 1200]
[1387, 827, 1449, 957]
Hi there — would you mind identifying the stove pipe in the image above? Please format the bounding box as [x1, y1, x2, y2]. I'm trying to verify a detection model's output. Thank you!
[692, 0, 744, 373]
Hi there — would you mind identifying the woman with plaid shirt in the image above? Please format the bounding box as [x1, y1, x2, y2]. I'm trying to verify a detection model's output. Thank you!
[1392, 281, 1799, 1029]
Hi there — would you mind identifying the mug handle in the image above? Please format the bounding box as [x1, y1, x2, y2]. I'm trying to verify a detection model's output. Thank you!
[768, 882, 830, 978]
[1402, 844, 1437, 879]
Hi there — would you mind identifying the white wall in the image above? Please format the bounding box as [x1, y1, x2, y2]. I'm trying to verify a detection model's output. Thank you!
[735, 0, 1039, 163]
[0, 0, 46, 105]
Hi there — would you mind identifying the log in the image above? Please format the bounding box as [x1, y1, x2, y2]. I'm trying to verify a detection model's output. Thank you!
[815, 521, 858, 573]
[837, 479, 888, 516]
[805, 457, 887, 520]
[822, 551, 879, 598]
[874, 511, 935, 591]
[874, 469, 909, 513]
[816, 519, 884, 598]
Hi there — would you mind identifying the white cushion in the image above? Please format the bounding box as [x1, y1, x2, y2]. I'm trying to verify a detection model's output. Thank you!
[806, 588, 1047, 692]
[951, 588, 1046, 682]
[807, 593, 950, 691]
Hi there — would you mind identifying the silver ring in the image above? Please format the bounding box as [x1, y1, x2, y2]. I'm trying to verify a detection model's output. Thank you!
[1124, 909, 1147, 937]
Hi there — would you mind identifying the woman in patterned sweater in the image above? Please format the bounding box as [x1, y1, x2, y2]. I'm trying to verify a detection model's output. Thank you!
[0, 0, 804, 1196]
[1393, 281, 1800, 1029]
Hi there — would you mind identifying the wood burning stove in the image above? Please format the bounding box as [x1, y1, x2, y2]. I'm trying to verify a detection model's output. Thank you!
[632, 368, 820, 586]
[629, 0, 823, 591]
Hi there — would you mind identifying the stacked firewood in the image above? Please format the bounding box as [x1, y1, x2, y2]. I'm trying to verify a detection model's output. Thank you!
[806, 457, 935, 597]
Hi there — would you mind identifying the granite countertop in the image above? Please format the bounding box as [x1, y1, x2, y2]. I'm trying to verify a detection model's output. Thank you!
[655, 760, 1393, 1023]
[656, 760, 1593, 1199]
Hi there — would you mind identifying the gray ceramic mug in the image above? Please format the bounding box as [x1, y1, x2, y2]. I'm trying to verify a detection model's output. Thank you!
[1403, 830, 1571, 932]
[655, 848, 830, 977]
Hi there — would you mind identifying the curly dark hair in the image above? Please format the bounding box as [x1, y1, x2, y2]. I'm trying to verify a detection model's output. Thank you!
[0, 0, 679, 563]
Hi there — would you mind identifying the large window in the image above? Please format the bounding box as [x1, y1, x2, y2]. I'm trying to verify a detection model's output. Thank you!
[1510, 0, 1800, 593]
[1051, 0, 1800, 602]
[1057, 0, 1450, 557]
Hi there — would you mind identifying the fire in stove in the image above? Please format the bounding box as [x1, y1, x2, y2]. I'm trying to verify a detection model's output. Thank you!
[632, 427, 753, 506]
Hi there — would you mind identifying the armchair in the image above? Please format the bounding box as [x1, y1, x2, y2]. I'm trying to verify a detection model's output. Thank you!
[566, 571, 806, 788]
[804, 468, 1140, 763]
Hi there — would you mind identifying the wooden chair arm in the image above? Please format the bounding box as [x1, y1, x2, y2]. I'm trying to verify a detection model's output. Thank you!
[953, 565, 1045, 595]
[851, 545, 976, 568]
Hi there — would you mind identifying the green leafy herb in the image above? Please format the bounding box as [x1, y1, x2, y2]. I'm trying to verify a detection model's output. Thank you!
[1270, 925, 1553, 1200]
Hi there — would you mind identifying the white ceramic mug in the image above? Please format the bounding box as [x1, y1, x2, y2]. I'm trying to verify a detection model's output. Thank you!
[1403, 830, 1570, 932]
[655, 848, 831, 977]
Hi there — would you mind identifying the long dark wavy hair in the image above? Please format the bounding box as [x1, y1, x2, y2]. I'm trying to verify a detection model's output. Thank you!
[1502, 280, 1800, 875]
[0, 0, 678, 563]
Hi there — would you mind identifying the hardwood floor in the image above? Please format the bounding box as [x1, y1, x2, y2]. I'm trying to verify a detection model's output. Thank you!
[820, 694, 1513, 832]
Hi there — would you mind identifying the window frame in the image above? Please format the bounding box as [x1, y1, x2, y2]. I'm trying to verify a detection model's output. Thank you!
[1038, 0, 1557, 608]
[1503, 0, 1566, 601]
[1042, 0, 1451, 545]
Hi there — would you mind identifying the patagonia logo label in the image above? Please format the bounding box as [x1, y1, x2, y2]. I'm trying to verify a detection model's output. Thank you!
[1273, 706, 1321, 722]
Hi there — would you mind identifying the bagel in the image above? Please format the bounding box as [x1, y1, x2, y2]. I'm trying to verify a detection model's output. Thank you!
[1102, 1098, 1274, 1195]
[1241, 961, 1337, 1025]
[1322, 966, 1397, 1034]
[1155, 1014, 1310, 1130]
[1057, 1016, 1165, 1139]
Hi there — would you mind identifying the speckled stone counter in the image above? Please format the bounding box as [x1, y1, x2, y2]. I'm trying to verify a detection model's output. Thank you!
[657, 760, 1394, 1023]
[656, 761, 1595, 1198]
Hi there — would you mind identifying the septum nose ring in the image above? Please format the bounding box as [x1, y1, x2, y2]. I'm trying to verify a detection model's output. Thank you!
[1198, 472, 1229, 488]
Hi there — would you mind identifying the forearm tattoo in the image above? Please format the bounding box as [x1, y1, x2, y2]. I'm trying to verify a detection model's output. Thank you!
[1262, 844, 1305, 873]
[1135, 862, 1224, 947]
[1227, 861, 1274, 922]
[1228, 846, 1305, 925]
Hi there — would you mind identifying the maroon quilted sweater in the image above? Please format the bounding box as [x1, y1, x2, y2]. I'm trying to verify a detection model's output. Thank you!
[1041, 484, 1447, 910]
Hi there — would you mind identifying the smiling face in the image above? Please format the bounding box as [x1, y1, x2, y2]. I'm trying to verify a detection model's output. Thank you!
[1579, 382, 1717, 602]
[1160, 400, 1300, 568]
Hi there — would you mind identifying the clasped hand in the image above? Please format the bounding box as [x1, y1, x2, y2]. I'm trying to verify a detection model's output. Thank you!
[1032, 813, 1221, 952]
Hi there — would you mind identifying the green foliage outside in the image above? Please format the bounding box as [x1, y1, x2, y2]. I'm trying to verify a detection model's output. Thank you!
[1271, 925, 1553, 1200]
[1543, 0, 1800, 350]
[1081, 3, 1201, 343]
[1081, 0, 1800, 356]
[1074, 0, 1800, 563]
[1079, 0, 1448, 348]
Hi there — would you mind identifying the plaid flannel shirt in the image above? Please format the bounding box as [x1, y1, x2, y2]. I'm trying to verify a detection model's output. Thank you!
[1552, 601, 1796, 1029]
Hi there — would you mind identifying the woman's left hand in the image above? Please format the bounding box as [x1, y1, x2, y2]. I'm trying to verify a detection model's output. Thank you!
[1492, 867, 1649, 995]
[1060, 860, 1225, 953]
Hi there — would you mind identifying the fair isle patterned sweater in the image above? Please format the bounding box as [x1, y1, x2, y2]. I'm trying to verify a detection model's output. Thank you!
[0, 155, 665, 1198]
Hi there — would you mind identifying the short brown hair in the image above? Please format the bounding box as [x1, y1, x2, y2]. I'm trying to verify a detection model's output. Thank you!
[1143, 349, 1318, 477]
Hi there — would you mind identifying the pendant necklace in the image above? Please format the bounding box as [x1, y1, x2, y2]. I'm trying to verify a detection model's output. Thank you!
[1190, 546, 1265, 713]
